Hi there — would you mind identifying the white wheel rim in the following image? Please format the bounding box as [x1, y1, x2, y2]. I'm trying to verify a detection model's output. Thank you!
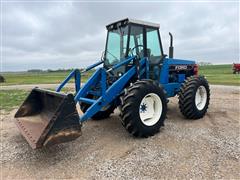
[195, 86, 207, 110]
[139, 93, 162, 126]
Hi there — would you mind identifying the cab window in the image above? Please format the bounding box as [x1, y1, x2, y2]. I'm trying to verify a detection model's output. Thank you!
[128, 26, 144, 58]
[146, 28, 162, 63]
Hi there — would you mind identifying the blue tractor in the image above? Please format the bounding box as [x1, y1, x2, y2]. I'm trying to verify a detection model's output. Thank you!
[15, 18, 210, 149]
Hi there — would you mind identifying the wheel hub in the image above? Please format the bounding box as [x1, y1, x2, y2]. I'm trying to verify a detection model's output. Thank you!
[195, 85, 207, 110]
[139, 93, 162, 126]
[140, 103, 147, 113]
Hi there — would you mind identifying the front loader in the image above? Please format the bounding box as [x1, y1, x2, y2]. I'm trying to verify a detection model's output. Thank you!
[15, 18, 210, 149]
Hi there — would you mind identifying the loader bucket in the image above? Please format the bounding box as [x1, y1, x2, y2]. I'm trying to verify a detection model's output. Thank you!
[14, 88, 81, 149]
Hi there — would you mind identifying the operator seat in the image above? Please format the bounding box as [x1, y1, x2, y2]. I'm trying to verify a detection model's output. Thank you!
[140, 48, 159, 80]
[146, 49, 164, 80]
[140, 49, 165, 80]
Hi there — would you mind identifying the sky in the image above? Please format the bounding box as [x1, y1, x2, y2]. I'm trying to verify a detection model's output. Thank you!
[1, 1, 239, 71]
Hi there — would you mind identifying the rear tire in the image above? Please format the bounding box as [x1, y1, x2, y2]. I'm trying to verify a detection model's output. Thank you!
[121, 80, 167, 137]
[178, 76, 210, 119]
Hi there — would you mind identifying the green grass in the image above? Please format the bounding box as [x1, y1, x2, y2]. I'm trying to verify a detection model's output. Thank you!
[0, 90, 29, 111]
[0, 88, 74, 112]
[1, 64, 239, 86]
[199, 64, 240, 86]
[1, 71, 93, 85]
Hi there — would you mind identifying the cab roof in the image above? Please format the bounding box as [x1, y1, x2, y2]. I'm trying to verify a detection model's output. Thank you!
[106, 18, 160, 30]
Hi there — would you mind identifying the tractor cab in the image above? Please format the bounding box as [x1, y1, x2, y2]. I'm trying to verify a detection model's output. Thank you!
[104, 18, 164, 79]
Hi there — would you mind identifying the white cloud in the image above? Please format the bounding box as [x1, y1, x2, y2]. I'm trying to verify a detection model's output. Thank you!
[2, 1, 239, 71]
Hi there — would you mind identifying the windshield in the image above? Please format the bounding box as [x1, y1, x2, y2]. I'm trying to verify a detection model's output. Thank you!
[105, 26, 128, 66]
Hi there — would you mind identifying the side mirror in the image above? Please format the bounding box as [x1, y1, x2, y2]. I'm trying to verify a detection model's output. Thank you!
[101, 51, 105, 61]
[169, 32, 174, 58]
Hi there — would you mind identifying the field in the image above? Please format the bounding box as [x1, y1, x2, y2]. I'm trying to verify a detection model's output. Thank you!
[0, 90, 28, 111]
[0, 64, 239, 86]
[1, 70, 94, 85]
[199, 64, 239, 86]
[0, 64, 239, 112]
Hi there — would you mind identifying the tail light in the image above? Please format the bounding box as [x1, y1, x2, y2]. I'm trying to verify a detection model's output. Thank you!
[193, 64, 198, 75]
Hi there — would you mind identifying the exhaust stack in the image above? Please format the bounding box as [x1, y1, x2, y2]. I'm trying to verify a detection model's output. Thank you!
[169, 32, 174, 58]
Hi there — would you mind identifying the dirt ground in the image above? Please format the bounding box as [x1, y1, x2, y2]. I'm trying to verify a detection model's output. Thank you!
[1, 85, 239, 179]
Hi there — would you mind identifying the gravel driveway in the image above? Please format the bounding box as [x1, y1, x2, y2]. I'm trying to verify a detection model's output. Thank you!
[1, 85, 239, 179]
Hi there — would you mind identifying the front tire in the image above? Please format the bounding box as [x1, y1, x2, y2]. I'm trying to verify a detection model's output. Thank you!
[121, 80, 167, 137]
[178, 76, 210, 119]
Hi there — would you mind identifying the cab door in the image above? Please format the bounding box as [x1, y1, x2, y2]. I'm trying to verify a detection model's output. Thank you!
[146, 28, 164, 80]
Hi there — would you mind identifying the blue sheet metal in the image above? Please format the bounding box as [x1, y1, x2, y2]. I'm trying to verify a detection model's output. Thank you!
[56, 55, 196, 122]
[159, 57, 196, 97]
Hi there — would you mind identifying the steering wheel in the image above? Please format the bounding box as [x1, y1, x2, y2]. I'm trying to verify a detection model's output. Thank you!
[129, 45, 144, 57]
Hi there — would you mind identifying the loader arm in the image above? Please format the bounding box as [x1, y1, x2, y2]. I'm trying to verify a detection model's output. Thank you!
[75, 56, 148, 121]
[54, 56, 148, 122]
